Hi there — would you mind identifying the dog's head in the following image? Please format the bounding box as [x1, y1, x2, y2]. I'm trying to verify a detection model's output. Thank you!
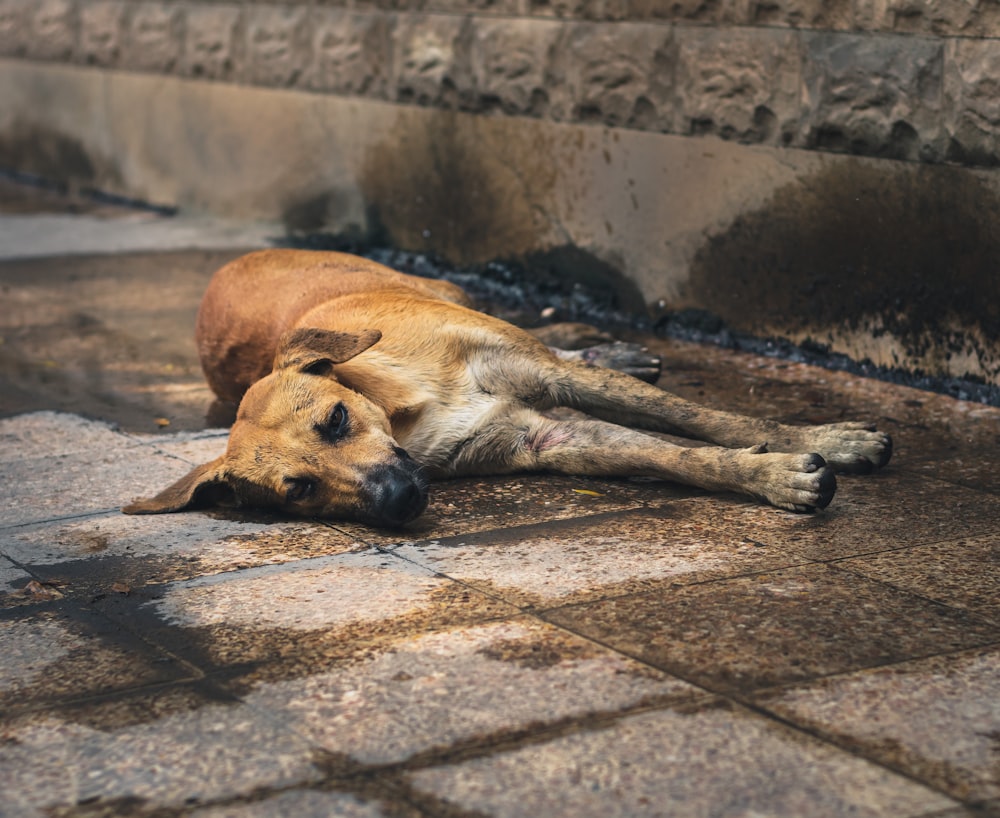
[124, 328, 428, 526]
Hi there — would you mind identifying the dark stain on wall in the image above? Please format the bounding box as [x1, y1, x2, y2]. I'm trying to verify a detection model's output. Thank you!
[0, 122, 103, 187]
[688, 159, 1000, 377]
[360, 112, 506, 263]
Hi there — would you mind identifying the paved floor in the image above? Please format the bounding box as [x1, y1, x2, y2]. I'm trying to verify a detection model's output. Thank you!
[1, 178, 999, 817]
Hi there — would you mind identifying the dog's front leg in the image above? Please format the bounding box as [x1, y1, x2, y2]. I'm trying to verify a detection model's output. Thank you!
[447, 410, 836, 512]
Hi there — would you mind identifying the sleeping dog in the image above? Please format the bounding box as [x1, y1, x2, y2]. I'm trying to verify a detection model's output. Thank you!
[124, 250, 891, 525]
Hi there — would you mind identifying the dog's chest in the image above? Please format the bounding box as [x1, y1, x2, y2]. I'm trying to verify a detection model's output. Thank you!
[393, 388, 507, 471]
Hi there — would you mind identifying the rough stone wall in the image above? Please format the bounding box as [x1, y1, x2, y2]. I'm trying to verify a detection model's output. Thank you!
[1, 0, 999, 168]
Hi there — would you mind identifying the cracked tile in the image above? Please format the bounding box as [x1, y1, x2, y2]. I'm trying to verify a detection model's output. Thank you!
[544, 563, 1000, 692]
[113, 551, 517, 675]
[247, 617, 697, 766]
[0, 692, 320, 814]
[796, 472, 1000, 559]
[835, 535, 1000, 624]
[394, 505, 808, 608]
[4, 512, 363, 586]
[410, 699, 956, 817]
[0, 413, 199, 527]
[755, 647, 1000, 802]
[192, 789, 404, 818]
[0, 606, 192, 714]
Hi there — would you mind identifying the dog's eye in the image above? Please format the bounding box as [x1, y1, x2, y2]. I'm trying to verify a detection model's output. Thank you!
[284, 477, 316, 503]
[319, 403, 349, 442]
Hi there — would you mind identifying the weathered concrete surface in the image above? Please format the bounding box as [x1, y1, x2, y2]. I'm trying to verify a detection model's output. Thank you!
[4, 61, 1000, 387]
[2, 186, 1000, 816]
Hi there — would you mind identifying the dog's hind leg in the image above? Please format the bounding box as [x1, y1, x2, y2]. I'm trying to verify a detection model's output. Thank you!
[447, 409, 836, 512]
[531, 360, 892, 474]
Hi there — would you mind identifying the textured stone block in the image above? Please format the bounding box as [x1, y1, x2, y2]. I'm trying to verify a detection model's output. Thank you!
[428, 0, 525, 15]
[412, 704, 954, 817]
[77, 0, 126, 67]
[748, 0, 851, 28]
[801, 32, 945, 161]
[29, 0, 77, 61]
[469, 18, 560, 116]
[243, 5, 312, 87]
[943, 38, 1000, 165]
[528, 0, 628, 22]
[0, 0, 34, 57]
[180, 4, 243, 81]
[627, 0, 747, 24]
[306, 8, 392, 97]
[122, 2, 183, 72]
[857, 0, 1000, 37]
[392, 13, 472, 106]
[548, 21, 674, 129]
[675, 26, 800, 144]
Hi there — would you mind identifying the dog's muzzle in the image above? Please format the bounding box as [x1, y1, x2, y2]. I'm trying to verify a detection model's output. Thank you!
[360, 451, 428, 527]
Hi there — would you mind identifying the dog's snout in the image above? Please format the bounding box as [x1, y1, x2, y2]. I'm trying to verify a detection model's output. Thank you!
[365, 463, 428, 526]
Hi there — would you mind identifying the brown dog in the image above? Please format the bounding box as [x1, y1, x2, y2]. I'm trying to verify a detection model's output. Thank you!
[124, 249, 891, 526]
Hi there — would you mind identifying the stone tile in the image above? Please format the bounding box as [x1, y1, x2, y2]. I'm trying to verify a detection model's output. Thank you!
[836, 535, 1000, 624]
[0, 411, 129, 463]
[0, 690, 321, 814]
[331, 473, 684, 547]
[910, 457, 1000, 497]
[409, 700, 957, 817]
[247, 617, 698, 766]
[780, 471, 1000, 560]
[122, 551, 518, 673]
[756, 647, 1000, 802]
[0, 606, 192, 713]
[131, 428, 230, 465]
[149, 551, 447, 631]
[394, 505, 810, 608]
[0, 413, 200, 527]
[193, 790, 402, 818]
[544, 564, 1000, 692]
[4, 512, 363, 587]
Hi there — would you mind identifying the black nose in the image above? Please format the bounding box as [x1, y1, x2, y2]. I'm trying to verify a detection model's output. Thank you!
[365, 464, 428, 526]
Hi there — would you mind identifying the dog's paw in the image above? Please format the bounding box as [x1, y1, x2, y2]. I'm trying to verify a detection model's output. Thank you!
[747, 449, 837, 513]
[797, 422, 893, 474]
[579, 342, 662, 383]
[531, 322, 614, 349]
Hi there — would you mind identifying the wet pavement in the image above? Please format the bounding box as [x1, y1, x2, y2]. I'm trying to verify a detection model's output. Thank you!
[1, 177, 999, 817]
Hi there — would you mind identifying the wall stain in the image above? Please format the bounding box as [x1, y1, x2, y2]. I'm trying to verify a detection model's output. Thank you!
[688, 159, 1000, 382]
[0, 121, 119, 191]
[358, 111, 556, 265]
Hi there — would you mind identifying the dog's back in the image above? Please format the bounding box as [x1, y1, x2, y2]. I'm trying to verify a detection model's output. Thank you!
[196, 249, 471, 402]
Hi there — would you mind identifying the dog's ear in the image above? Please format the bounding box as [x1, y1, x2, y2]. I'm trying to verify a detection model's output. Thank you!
[274, 328, 382, 375]
[122, 457, 235, 514]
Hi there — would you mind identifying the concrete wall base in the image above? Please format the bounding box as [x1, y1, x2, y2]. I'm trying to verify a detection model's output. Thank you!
[2, 59, 998, 387]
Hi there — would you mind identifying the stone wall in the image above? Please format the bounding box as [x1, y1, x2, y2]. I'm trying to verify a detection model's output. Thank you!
[1, 0, 999, 167]
[1, 0, 999, 389]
